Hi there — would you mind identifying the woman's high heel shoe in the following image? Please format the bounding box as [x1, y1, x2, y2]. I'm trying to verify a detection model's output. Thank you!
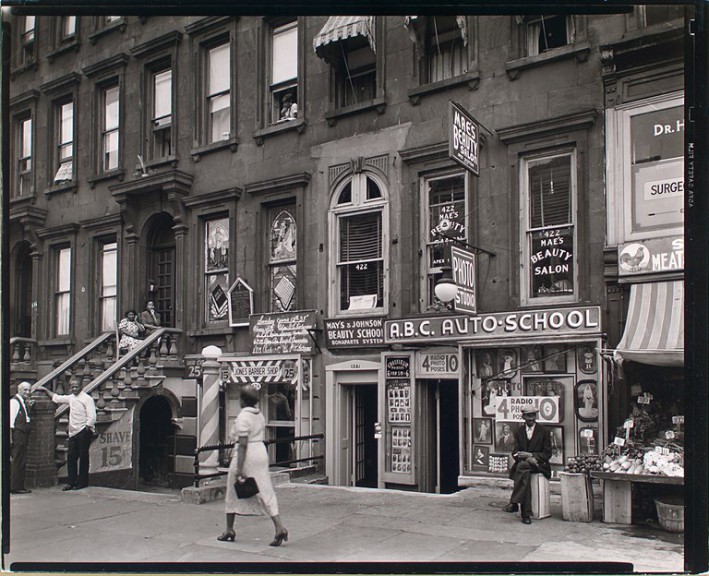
[269, 528, 288, 547]
[217, 530, 236, 542]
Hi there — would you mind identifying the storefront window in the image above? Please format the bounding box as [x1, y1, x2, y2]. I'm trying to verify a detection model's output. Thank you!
[466, 342, 602, 478]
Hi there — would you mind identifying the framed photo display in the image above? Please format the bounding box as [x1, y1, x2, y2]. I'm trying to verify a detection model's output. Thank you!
[499, 348, 518, 377]
[477, 350, 496, 378]
[542, 344, 567, 373]
[548, 426, 564, 466]
[472, 445, 490, 471]
[577, 345, 598, 374]
[494, 421, 519, 452]
[521, 345, 543, 373]
[579, 427, 598, 455]
[473, 418, 493, 444]
[575, 380, 599, 422]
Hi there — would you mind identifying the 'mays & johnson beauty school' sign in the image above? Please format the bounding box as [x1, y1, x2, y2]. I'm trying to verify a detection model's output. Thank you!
[384, 306, 600, 344]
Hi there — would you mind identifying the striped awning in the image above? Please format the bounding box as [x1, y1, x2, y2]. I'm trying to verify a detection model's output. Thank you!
[614, 280, 684, 367]
[313, 16, 376, 63]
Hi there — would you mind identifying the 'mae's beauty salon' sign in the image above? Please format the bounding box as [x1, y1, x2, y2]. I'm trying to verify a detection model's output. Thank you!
[385, 306, 600, 344]
[449, 102, 479, 175]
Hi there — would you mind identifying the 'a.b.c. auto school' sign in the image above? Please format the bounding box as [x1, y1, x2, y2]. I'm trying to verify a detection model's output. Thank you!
[384, 306, 600, 344]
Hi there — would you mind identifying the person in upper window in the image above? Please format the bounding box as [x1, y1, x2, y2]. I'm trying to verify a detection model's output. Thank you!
[279, 93, 298, 120]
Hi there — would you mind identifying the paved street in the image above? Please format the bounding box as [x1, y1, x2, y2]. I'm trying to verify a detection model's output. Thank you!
[4, 481, 683, 573]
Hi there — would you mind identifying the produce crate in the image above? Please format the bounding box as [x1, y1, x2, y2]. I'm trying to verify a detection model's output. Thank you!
[655, 496, 684, 533]
[559, 472, 594, 522]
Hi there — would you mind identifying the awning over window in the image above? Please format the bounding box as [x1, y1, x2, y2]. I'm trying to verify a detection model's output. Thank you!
[313, 16, 376, 63]
[614, 280, 683, 367]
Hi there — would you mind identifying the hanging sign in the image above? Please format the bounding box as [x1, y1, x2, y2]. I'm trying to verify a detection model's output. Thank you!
[451, 245, 477, 314]
[449, 102, 479, 175]
[227, 277, 254, 327]
[324, 317, 385, 348]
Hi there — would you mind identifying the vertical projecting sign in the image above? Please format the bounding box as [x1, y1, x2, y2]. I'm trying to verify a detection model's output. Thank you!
[449, 102, 480, 176]
[451, 245, 477, 314]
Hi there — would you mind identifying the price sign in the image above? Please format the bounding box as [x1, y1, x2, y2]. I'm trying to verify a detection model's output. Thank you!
[665, 430, 676, 440]
[614, 436, 626, 446]
[672, 415, 685, 424]
[495, 396, 560, 423]
[623, 419, 635, 429]
[580, 428, 595, 438]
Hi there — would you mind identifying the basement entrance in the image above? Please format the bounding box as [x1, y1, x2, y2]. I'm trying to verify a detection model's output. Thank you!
[139, 396, 174, 487]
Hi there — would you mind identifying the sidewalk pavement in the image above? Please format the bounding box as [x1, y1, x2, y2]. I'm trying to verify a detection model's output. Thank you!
[4, 481, 684, 573]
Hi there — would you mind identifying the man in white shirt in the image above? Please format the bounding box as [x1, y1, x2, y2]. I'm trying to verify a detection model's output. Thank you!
[38, 378, 97, 490]
[10, 381, 34, 494]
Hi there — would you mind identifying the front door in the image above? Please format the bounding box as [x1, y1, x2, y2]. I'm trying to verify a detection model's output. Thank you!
[139, 395, 174, 487]
[150, 247, 175, 326]
[354, 384, 378, 487]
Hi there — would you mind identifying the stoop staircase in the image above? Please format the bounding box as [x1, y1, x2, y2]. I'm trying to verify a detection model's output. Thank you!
[30, 328, 183, 477]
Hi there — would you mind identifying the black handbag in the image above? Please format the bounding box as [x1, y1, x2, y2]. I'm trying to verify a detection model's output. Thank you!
[234, 476, 259, 499]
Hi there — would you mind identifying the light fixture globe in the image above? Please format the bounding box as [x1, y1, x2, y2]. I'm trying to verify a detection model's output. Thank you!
[434, 267, 458, 303]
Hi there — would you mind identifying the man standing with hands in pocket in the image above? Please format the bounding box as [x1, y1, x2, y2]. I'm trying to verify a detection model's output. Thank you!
[38, 378, 97, 490]
[504, 404, 552, 524]
[10, 381, 35, 494]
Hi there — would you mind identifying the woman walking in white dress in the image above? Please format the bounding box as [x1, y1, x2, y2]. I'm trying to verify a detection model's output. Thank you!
[218, 385, 289, 546]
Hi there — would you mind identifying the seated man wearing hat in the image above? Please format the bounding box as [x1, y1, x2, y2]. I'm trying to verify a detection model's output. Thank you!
[504, 404, 552, 524]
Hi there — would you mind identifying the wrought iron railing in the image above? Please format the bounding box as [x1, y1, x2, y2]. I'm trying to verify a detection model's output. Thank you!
[192, 433, 325, 488]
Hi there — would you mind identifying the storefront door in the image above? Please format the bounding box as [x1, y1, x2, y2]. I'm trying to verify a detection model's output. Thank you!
[419, 379, 459, 494]
[354, 384, 378, 487]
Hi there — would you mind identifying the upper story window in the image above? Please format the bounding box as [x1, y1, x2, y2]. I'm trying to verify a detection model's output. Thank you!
[61, 15, 77, 39]
[314, 16, 385, 118]
[204, 217, 230, 324]
[270, 20, 299, 124]
[525, 15, 574, 57]
[105, 16, 122, 24]
[414, 16, 469, 84]
[207, 42, 231, 143]
[15, 115, 33, 198]
[330, 170, 388, 315]
[102, 84, 120, 172]
[521, 151, 577, 303]
[99, 241, 118, 332]
[269, 207, 297, 312]
[186, 18, 237, 156]
[606, 94, 684, 245]
[90, 15, 125, 44]
[151, 67, 173, 159]
[422, 172, 469, 310]
[54, 246, 72, 337]
[20, 16, 37, 67]
[54, 99, 74, 184]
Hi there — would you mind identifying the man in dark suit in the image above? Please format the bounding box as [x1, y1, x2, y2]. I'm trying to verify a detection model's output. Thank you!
[140, 300, 162, 335]
[10, 381, 34, 494]
[503, 404, 552, 524]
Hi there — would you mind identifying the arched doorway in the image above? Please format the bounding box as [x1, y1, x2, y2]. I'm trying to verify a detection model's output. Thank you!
[147, 214, 176, 327]
[139, 395, 174, 487]
[12, 242, 33, 337]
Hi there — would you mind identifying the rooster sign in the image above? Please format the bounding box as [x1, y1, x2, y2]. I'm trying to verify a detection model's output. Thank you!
[618, 243, 650, 273]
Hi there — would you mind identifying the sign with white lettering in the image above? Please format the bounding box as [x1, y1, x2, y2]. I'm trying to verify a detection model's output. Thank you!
[451, 245, 477, 314]
[90, 408, 134, 473]
[384, 306, 601, 344]
[495, 396, 561, 423]
[618, 236, 684, 276]
[530, 227, 574, 297]
[449, 102, 479, 175]
[324, 317, 385, 348]
[250, 310, 316, 355]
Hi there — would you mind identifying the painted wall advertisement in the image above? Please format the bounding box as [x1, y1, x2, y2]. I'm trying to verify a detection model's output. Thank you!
[618, 236, 684, 277]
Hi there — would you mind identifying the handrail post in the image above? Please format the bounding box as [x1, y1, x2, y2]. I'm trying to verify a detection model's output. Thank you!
[198, 346, 222, 479]
[193, 449, 201, 488]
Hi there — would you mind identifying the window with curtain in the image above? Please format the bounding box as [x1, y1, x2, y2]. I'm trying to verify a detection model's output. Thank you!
[424, 173, 468, 308]
[270, 20, 298, 124]
[21, 16, 36, 66]
[641, 5, 683, 27]
[99, 242, 117, 332]
[207, 42, 231, 143]
[332, 172, 387, 313]
[55, 247, 72, 336]
[269, 207, 297, 312]
[102, 84, 119, 171]
[335, 36, 376, 108]
[16, 115, 32, 198]
[205, 218, 230, 323]
[423, 16, 467, 83]
[54, 100, 74, 183]
[151, 67, 172, 158]
[524, 153, 576, 300]
[525, 15, 574, 57]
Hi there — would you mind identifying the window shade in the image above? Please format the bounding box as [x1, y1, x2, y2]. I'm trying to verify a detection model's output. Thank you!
[339, 212, 382, 262]
[529, 156, 571, 228]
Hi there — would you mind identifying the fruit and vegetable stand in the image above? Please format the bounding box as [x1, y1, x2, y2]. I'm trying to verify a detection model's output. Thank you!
[590, 470, 683, 525]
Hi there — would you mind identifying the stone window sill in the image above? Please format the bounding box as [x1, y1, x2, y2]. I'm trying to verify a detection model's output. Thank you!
[191, 137, 239, 162]
[47, 41, 80, 62]
[505, 42, 591, 80]
[254, 118, 305, 146]
[324, 97, 387, 127]
[408, 71, 481, 104]
[46, 182, 78, 196]
[87, 168, 125, 188]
